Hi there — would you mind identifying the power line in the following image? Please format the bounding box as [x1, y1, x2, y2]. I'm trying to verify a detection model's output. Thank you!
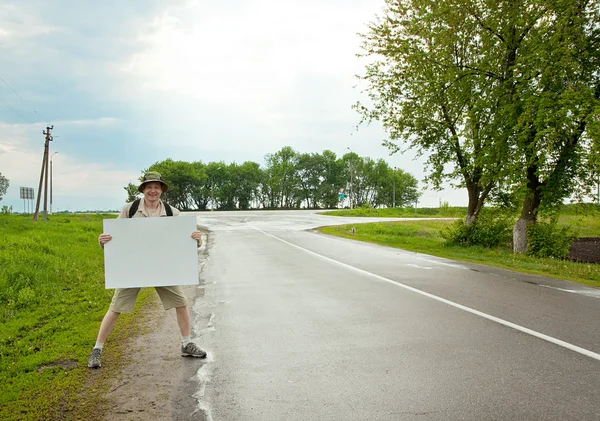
[0, 74, 50, 125]
[0, 95, 44, 129]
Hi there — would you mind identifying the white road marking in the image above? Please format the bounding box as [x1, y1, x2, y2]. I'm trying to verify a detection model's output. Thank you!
[539, 284, 600, 298]
[253, 226, 600, 362]
[406, 264, 433, 270]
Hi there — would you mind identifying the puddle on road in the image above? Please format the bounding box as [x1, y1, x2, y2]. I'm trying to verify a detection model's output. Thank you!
[191, 358, 215, 421]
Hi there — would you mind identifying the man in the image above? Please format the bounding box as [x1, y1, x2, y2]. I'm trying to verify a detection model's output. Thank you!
[88, 171, 207, 369]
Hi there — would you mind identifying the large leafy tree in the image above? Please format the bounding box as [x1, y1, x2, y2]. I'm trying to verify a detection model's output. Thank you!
[263, 146, 301, 209]
[386, 167, 420, 208]
[146, 159, 203, 210]
[203, 162, 227, 210]
[496, 1, 600, 252]
[188, 161, 209, 210]
[0, 173, 8, 201]
[358, 0, 600, 253]
[319, 150, 347, 209]
[357, 0, 505, 224]
[297, 152, 327, 209]
[236, 161, 262, 210]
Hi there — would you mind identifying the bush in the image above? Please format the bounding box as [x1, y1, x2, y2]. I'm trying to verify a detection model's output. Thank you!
[527, 220, 575, 258]
[442, 211, 512, 248]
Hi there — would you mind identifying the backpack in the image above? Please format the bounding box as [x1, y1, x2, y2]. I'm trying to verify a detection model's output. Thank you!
[128, 198, 173, 218]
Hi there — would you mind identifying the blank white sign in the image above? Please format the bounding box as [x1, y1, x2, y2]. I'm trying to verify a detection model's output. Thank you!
[103, 216, 199, 289]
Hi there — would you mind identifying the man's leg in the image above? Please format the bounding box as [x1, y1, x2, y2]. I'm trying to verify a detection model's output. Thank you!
[175, 305, 191, 337]
[88, 310, 120, 368]
[176, 305, 207, 358]
[156, 287, 207, 358]
[97, 310, 120, 343]
[88, 288, 139, 369]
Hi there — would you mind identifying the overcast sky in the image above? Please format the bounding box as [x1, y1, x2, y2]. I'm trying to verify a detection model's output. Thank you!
[0, 0, 468, 212]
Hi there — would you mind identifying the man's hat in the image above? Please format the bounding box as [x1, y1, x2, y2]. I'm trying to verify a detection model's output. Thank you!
[138, 171, 169, 193]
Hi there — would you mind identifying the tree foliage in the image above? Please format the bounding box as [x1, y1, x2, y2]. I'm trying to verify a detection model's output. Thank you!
[124, 183, 139, 203]
[129, 147, 421, 211]
[0, 173, 8, 201]
[357, 0, 600, 252]
[357, 0, 505, 224]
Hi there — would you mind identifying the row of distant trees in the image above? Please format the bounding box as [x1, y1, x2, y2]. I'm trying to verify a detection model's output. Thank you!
[126, 147, 421, 211]
[356, 0, 600, 252]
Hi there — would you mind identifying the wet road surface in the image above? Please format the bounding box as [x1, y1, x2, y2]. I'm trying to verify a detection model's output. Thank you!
[173, 210, 600, 421]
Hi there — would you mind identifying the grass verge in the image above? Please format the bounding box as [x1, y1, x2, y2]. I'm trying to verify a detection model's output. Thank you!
[318, 218, 600, 288]
[0, 214, 156, 421]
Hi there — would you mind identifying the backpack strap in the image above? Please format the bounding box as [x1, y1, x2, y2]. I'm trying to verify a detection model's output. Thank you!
[128, 198, 173, 217]
[128, 198, 141, 218]
[163, 202, 173, 217]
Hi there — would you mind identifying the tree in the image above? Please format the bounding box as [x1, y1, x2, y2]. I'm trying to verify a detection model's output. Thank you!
[386, 167, 420, 208]
[263, 146, 301, 209]
[358, 0, 600, 253]
[188, 161, 209, 210]
[204, 162, 227, 210]
[357, 0, 505, 224]
[498, 1, 600, 252]
[147, 159, 203, 210]
[124, 183, 139, 202]
[0, 173, 8, 201]
[236, 161, 262, 210]
[297, 152, 327, 209]
[319, 150, 346, 209]
[342, 152, 363, 208]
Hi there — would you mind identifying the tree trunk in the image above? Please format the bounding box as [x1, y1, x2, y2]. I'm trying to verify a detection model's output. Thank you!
[512, 217, 530, 254]
[513, 168, 542, 253]
[464, 180, 492, 227]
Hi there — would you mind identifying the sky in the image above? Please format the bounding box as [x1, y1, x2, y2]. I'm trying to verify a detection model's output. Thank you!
[0, 0, 469, 213]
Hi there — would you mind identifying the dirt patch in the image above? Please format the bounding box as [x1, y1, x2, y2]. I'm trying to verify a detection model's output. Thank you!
[36, 359, 78, 373]
[568, 237, 600, 264]
[100, 290, 186, 420]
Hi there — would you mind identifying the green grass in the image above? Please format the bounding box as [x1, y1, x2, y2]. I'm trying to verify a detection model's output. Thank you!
[559, 215, 600, 238]
[0, 214, 156, 421]
[319, 206, 468, 218]
[319, 218, 600, 288]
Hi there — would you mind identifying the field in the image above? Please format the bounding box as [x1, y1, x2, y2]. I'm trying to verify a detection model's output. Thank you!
[318, 204, 600, 287]
[0, 213, 154, 421]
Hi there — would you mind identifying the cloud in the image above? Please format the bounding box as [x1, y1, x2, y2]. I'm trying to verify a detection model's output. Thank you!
[0, 0, 471, 211]
[0, 4, 65, 43]
[56, 117, 121, 127]
[121, 0, 376, 106]
[0, 119, 140, 211]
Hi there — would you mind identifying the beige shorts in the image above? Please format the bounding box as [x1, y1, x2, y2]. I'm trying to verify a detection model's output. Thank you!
[109, 286, 188, 314]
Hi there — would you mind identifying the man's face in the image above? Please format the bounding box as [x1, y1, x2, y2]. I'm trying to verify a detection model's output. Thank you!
[143, 182, 163, 202]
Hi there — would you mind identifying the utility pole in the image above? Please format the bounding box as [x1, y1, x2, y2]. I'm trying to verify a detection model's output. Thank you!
[33, 126, 53, 221]
[211, 180, 215, 211]
[346, 147, 354, 209]
[393, 166, 396, 208]
[347, 161, 353, 210]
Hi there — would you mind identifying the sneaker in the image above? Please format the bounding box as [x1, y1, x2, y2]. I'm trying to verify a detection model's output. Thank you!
[181, 342, 207, 358]
[88, 348, 102, 368]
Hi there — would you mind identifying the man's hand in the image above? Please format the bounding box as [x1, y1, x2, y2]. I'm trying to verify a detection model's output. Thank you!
[98, 234, 112, 248]
[191, 230, 202, 247]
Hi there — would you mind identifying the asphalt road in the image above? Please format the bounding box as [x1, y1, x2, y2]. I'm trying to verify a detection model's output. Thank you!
[173, 210, 600, 421]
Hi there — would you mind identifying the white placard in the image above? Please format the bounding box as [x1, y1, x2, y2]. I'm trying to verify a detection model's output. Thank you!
[103, 216, 199, 289]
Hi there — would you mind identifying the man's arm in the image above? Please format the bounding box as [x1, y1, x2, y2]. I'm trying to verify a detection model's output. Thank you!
[98, 204, 128, 248]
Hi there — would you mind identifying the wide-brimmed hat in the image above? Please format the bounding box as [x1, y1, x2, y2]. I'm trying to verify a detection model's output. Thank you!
[138, 171, 169, 193]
